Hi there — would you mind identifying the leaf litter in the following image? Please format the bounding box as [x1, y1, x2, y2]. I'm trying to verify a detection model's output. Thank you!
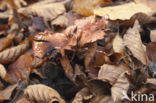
[0, 0, 156, 103]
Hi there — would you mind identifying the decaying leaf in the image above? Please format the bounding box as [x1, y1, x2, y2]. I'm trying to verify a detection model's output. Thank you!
[0, 64, 7, 79]
[94, 2, 153, 20]
[24, 84, 66, 103]
[146, 78, 156, 86]
[146, 42, 156, 61]
[123, 20, 149, 65]
[15, 96, 35, 103]
[72, 88, 93, 103]
[112, 35, 125, 54]
[150, 29, 156, 42]
[90, 95, 114, 103]
[0, 39, 29, 64]
[5, 52, 33, 84]
[51, 14, 68, 28]
[0, 34, 15, 52]
[111, 72, 129, 102]
[98, 64, 127, 85]
[73, 0, 111, 16]
[84, 42, 97, 71]
[60, 56, 74, 81]
[0, 84, 17, 100]
[5, 0, 27, 9]
[18, 1, 66, 21]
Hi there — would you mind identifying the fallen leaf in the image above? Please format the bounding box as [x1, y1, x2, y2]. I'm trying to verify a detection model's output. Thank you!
[60, 56, 74, 81]
[94, 2, 153, 20]
[98, 64, 126, 85]
[150, 29, 156, 42]
[0, 84, 17, 100]
[123, 20, 149, 65]
[146, 42, 156, 61]
[15, 96, 35, 103]
[90, 95, 114, 103]
[0, 64, 7, 79]
[111, 72, 129, 102]
[4, 52, 33, 84]
[0, 39, 29, 64]
[73, 0, 111, 16]
[51, 14, 68, 28]
[84, 42, 97, 71]
[18, 1, 66, 21]
[24, 84, 66, 103]
[5, 0, 27, 9]
[0, 34, 15, 52]
[72, 88, 93, 103]
[146, 78, 156, 86]
[112, 35, 125, 54]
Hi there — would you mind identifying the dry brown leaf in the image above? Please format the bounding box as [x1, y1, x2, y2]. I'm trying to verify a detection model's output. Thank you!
[123, 20, 149, 65]
[146, 78, 156, 86]
[60, 56, 74, 81]
[120, 13, 156, 27]
[84, 42, 97, 71]
[51, 14, 68, 28]
[33, 30, 77, 58]
[111, 72, 129, 102]
[15, 96, 35, 103]
[150, 29, 156, 42]
[4, 52, 33, 84]
[146, 42, 156, 61]
[0, 39, 29, 64]
[98, 64, 126, 85]
[94, 2, 153, 20]
[18, 2, 65, 21]
[112, 35, 125, 54]
[0, 84, 17, 100]
[5, 0, 27, 9]
[73, 0, 111, 16]
[90, 95, 114, 103]
[0, 34, 15, 52]
[72, 88, 93, 103]
[24, 84, 66, 103]
[0, 64, 7, 79]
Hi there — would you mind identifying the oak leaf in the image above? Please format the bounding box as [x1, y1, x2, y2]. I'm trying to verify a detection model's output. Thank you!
[24, 84, 66, 103]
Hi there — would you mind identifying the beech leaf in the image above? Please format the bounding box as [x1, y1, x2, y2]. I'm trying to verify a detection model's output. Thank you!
[24, 84, 66, 103]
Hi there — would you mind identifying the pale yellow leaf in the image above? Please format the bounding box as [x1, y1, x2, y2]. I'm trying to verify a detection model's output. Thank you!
[0, 64, 7, 79]
[113, 35, 125, 54]
[94, 2, 153, 20]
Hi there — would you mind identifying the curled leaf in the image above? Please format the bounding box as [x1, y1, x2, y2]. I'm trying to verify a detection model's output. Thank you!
[0, 84, 17, 100]
[0, 64, 7, 79]
[123, 20, 149, 65]
[150, 29, 156, 42]
[24, 84, 66, 103]
[0, 34, 15, 52]
[0, 39, 29, 64]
